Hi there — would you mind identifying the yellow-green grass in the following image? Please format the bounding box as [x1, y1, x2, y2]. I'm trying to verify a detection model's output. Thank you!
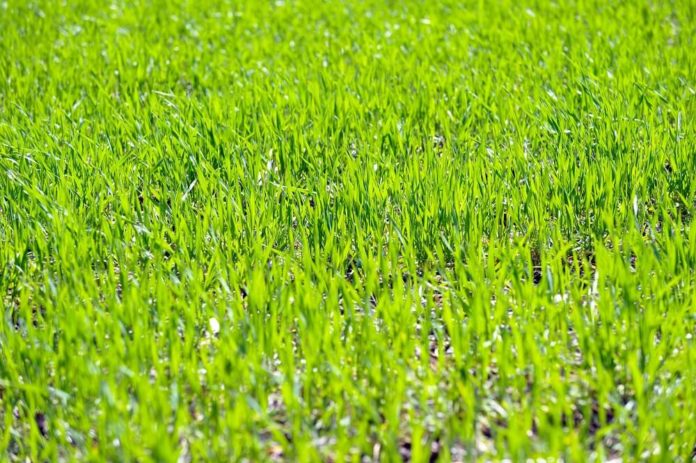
[1, 0, 695, 460]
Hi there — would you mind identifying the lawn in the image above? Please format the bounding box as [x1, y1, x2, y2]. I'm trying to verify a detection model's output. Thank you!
[1, 0, 695, 461]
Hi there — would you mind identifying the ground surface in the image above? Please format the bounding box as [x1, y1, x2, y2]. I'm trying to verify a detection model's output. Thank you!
[1, 0, 695, 461]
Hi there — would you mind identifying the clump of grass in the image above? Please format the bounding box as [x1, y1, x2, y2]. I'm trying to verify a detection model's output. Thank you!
[1, 0, 695, 461]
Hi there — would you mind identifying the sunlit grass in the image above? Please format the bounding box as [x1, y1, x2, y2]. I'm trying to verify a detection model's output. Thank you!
[1, 0, 695, 461]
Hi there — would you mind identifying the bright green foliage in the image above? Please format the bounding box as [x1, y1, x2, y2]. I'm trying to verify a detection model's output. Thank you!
[1, 0, 695, 461]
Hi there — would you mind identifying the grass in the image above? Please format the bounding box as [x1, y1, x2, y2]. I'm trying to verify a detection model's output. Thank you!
[1, 0, 695, 460]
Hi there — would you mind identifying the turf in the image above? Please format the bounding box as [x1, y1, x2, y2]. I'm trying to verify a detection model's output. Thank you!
[1, 0, 695, 461]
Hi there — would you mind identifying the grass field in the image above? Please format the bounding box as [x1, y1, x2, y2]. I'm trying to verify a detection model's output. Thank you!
[1, 0, 695, 461]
